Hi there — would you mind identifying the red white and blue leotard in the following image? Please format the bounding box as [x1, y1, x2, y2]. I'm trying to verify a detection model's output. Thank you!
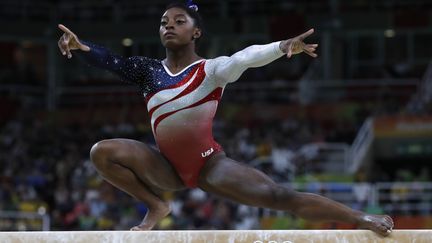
[79, 41, 284, 187]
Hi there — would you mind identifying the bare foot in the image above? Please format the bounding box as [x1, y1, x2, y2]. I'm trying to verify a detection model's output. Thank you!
[358, 214, 394, 236]
[130, 202, 171, 231]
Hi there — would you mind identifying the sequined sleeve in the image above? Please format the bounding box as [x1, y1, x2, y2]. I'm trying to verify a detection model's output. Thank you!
[77, 41, 152, 86]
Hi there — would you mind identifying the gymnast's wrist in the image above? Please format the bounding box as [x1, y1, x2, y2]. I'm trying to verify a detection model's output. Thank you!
[279, 40, 288, 54]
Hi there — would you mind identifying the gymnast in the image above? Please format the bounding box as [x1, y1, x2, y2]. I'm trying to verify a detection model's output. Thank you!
[57, 1, 394, 236]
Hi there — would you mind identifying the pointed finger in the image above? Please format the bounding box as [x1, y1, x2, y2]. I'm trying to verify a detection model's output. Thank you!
[304, 49, 318, 58]
[306, 44, 318, 48]
[303, 44, 317, 54]
[58, 24, 75, 36]
[304, 44, 316, 51]
[299, 28, 315, 40]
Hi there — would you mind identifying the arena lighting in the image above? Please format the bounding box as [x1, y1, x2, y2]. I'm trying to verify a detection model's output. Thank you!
[384, 29, 396, 38]
[122, 38, 133, 46]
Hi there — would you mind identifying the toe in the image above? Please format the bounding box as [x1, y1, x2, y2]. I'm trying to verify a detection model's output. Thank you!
[385, 216, 394, 227]
[380, 225, 392, 236]
[383, 218, 394, 228]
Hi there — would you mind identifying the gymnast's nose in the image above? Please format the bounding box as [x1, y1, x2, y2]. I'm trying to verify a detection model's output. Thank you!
[165, 21, 174, 30]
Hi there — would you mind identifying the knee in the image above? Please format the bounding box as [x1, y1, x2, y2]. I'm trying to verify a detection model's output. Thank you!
[199, 164, 231, 189]
[90, 139, 117, 170]
[201, 171, 223, 188]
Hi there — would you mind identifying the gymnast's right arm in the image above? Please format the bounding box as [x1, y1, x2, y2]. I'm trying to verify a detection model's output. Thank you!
[57, 24, 149, 84]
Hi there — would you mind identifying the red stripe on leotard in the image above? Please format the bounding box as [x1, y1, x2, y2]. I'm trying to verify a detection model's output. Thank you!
[148, 61, 206, 118]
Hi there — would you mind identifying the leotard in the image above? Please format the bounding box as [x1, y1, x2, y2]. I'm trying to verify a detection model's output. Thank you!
[79, 40, 284, 187]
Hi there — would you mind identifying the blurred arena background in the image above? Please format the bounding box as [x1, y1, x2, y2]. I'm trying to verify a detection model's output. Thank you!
[0, 0, 431, 231]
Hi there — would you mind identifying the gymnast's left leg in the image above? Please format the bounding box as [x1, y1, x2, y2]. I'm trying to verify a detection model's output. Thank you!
[198, 152, 394, 236]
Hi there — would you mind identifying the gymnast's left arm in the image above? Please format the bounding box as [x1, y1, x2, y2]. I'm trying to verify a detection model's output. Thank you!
[210, 28, 318, 84]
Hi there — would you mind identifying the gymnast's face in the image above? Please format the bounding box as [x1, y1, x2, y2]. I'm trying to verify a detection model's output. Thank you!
[159, 7, 201, 50]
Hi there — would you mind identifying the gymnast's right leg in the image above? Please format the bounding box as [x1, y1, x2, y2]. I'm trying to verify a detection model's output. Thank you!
[90, 138, 186, 230]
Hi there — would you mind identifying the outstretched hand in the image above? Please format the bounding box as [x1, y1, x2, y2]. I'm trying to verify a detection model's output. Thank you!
[57, 24, 90, 59]
[280, 29, 318, 58]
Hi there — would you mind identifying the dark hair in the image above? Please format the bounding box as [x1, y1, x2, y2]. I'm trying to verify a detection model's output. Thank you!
[165, 2, 204, 44]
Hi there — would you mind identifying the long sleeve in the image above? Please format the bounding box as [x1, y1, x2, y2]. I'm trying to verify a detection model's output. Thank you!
[77, 41, 153, 86]
[205, 41, 285, 84]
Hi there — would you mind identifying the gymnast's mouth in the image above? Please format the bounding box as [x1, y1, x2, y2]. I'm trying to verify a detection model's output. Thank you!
[164, 32, 177, 37]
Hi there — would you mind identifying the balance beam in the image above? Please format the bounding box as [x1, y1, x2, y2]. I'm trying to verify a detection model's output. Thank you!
[0, 230, 430, 243]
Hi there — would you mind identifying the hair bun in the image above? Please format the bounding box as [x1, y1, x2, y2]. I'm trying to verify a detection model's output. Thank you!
[186, 0, 199, 12]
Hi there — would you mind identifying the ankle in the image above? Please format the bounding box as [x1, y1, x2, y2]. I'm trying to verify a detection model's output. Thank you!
[352, 211, 367, 225]
[149, 201, 171, 213]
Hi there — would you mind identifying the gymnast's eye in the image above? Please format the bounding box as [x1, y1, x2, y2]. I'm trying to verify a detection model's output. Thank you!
[160, 21, 168, 26]
[176, 19, 186, 25]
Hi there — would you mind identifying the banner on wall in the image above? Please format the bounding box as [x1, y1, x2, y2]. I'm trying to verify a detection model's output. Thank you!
[374, 116, 432, 138]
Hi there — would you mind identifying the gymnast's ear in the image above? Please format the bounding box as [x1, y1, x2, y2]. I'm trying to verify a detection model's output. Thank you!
[192, 28, 201, 40]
